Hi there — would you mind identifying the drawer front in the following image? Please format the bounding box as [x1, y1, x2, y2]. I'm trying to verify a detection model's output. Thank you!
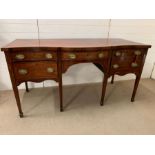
[11, 48, 57, 62]
[61, 48, 109, 61]
[110, 49, 145, 73]
[13, 62, 58, 80]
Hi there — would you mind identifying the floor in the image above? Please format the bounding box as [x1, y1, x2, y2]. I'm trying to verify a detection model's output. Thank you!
[0, 79, 155, 135]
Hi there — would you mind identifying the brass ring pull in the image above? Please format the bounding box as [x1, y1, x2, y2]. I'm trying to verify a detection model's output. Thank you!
[134, 50, 141, 56]
[18, 69, 28, 75]
[115, 51, 121, 56]
[113, 64, 119, 69]
[47, 67, 54, 73]
[45, 53, 53, 59]
[98, 52, 105, 59]
[131, 62, 138, 67]
[15, 54, 25, 60]
[68, 53, 76, 59]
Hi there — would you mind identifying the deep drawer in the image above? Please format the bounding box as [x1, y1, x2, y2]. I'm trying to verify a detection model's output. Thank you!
[13, 61, 58, 80]
[110, 49, 145, 73]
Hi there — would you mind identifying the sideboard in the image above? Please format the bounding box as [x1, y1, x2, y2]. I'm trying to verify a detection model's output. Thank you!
[1, 39, 151, 117]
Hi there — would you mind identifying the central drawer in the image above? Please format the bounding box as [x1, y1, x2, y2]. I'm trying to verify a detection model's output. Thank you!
[13, 61, 58, 81]
[11, 48, 57, 62]
[61, 48, 108, 61]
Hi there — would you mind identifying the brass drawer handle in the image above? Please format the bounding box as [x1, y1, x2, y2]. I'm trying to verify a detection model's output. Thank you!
[134, 50, 141, 56]
[15, 54, 25, 60]
[115, 51, 121, 56]
[18, 69, 28, 75]
[47, 67, 54, 73]
[113, 64, 119, 69]
[45, 53, 53, 59]
[68, 53, 76, 59]
[98, 52, 105, 59]
[131, 62, 138, 67]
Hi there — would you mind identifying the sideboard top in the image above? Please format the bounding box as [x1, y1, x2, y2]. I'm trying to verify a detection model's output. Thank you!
[1, 38, 151, 51]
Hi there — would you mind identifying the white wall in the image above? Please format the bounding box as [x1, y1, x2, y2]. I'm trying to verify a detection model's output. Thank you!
[0, 19, 154, 90]
[151, 63, 155, 79]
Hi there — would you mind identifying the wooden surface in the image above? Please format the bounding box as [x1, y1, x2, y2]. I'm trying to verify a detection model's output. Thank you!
[1, 38, 151, 49]
[1, 38, 151, 117]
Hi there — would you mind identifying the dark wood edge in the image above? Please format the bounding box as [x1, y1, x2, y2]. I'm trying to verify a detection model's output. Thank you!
[16, 78, 58, 86]
[1, 45, 151, 52]
[1, 47, 58, 52]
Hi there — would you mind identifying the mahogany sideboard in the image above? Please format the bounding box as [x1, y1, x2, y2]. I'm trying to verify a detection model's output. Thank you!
[1, 39, 151, 118]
